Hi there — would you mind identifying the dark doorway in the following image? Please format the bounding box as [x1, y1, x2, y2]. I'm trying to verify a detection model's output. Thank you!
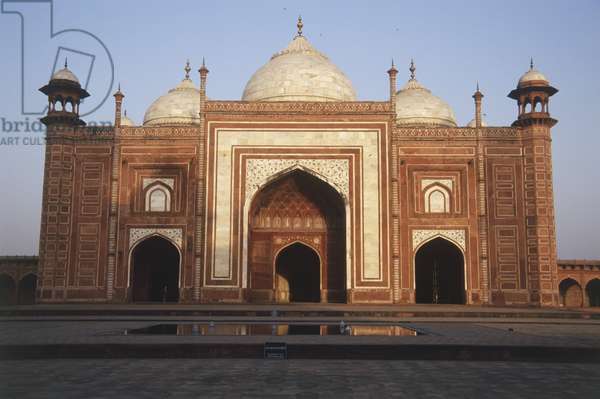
[276, 242, 320, 303]
[17, 274, 37, 305]
[586, 279, 600, 307]
[415, 238, 465, 304]
[131, 236, 180, 302]
[559, 278, 583, 307]
[0, 274, 16, 305]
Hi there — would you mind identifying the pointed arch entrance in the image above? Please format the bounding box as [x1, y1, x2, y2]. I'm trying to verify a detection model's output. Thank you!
[415, 237, 465, 304]
[130, 236, 180, 302]
[248, 169, 346, 303]
[559, 278, 583, 307]
[587, 279, 600, 307]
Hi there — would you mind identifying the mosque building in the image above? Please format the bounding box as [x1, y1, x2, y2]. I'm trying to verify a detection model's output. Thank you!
[32, 18, 574, 306]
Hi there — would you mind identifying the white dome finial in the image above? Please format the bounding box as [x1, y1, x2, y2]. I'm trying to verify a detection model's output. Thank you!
[409, 59, 416, 80]
[296, 15, 303, 37]
[184, 59, 191, 80]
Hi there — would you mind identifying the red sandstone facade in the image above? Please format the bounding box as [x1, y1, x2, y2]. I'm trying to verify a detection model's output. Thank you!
[33, 31, 577, 307]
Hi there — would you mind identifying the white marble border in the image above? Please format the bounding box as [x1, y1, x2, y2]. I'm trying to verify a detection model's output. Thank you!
[206, 127, 384, 285]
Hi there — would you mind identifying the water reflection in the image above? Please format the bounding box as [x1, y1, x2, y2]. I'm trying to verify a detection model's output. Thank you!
[125, 323, 420, 336]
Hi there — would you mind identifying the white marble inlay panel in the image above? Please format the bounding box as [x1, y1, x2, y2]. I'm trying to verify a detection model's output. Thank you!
[245, 159, 349, 203]
[412, 229, 466, 251]
[421, 178, 453, 191]
[129, 227, 183, 250]
[142, 177, 175, 190]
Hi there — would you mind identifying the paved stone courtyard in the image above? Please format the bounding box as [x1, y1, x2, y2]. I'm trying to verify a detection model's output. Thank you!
[2, 306, 599, 397]
[1, 359, 599, 398]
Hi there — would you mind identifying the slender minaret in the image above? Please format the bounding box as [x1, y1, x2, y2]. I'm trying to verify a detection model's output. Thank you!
[473, 82, 489, 303]
[195, 58, 209, 302]
[113, 84, 124, 128]
[387, 59, 398, 103]
[198, 58, 209, 112]
[472, 82, 483, 128]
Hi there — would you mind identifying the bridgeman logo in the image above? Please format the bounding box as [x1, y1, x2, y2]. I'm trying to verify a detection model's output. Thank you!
[0, 117, 111, 146]
[1, 0, 114, 145]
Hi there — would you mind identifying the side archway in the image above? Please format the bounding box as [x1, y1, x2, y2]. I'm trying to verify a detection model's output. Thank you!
[0, 274, 16, 305]
[559, 278, 583, 307]
[414, 237, 465, 304]
[129, 235, 180, 302]
[17, 274, 37, 305]
[586, 279, 600, 307]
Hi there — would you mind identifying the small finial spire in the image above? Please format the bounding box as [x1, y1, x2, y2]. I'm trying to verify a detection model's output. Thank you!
[530, 57, 534, 70]
[297, 15, 303, 37]
[409, 59, 416, 80]
[184, 59, 191, 79]
[199, 57, 209, 76]
[476, 81, 480, 92]
[64, 58, 68, 68]
[391, 59, 395, 68]
[118, 82, 121, 91]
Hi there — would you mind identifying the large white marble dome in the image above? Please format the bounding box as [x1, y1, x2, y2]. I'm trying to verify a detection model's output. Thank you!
[143, 63, 200, 126]
[242, 25, 356, 102]
[395, 63, 457, 127]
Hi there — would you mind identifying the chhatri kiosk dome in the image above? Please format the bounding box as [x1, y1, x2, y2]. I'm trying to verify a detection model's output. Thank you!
[35, 18, 570, 308]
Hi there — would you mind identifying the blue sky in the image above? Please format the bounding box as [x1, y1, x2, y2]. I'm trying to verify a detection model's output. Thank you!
[0, 0, 599, 258]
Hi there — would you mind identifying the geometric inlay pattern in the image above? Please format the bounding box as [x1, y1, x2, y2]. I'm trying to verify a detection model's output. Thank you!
[129, 227, 183, 250]
[245, 159, 349, 203]
[412, 229, 466, 251]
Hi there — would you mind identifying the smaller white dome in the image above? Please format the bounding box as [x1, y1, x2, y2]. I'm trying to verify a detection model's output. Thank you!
[121, 111, 136, 127]
[51, 67, 79, 83]
[518, 60, 549, 87]
[395, 78, 457, 127]
[143, 77, 200, 126]
[518, 69, 548, 86]
[466, 118, 487, 128]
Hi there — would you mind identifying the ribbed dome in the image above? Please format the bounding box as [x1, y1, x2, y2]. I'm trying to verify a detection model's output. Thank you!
[51, 66, 79, 83]
[242, 30, 356, 102]
[143, 71, 200, 126]
[395, 70, 457, 127]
